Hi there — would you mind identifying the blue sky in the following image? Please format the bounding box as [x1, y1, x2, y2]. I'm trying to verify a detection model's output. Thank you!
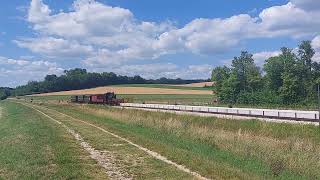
[0, 0, 319, 87]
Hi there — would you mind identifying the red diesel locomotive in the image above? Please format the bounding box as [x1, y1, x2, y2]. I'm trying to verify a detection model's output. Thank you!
[71, 92, 124, 106]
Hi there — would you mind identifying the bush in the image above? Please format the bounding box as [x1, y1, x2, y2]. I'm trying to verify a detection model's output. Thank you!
[0, 88, 11, 100]
[236, 91, 282, 105]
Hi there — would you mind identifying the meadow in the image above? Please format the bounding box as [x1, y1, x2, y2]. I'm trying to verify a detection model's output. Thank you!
[113, 83, 213, 91]
[0, 101, 108, 179]
[44, 102, 320, 179]
[2, 98, 319, 179]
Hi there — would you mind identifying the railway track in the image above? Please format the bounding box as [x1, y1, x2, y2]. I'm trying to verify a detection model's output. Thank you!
[121, 103, 320, 125]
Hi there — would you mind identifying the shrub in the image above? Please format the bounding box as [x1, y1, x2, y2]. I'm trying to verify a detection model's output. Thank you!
[236, 91, 282, 105]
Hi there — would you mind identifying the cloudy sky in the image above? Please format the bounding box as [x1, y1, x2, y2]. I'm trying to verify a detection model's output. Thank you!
[0, 0, 319, 87]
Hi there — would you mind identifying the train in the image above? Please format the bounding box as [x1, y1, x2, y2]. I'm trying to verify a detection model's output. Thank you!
[71, 92, 124, 106]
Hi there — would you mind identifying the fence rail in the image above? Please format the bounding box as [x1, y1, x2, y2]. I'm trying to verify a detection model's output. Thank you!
[121, 103, 320, 122]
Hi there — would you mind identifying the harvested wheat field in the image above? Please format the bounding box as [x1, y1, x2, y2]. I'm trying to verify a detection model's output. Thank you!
[33, 86, 213, 96]
[173, 82, 214, 87]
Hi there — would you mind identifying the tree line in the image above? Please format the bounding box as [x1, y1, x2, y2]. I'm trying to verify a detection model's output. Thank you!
[1, 69, 206, 98]
[212, 40, 320, 106]
[0, 87, 11, 100]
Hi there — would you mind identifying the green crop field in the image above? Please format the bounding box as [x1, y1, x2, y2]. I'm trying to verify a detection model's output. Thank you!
[113, 84, 213, 91]
[1, 99, 320, 179]
[119, 94, 215, 105]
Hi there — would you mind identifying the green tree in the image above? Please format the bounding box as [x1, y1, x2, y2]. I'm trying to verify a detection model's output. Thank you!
[231, 51, 262, 92]
[278, 48, 304, 103]
[264, 56, 285, 91]
[219, 73, 240, 104]
[280, 72, 301, 104]
[297, 41, 316, 100]
[298, 41, 315, 72]
[0, 88, 11, 100]
[211, 66, 230, 94]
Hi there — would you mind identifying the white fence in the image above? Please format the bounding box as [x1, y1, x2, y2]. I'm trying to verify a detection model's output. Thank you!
[121, 103, 320, 122]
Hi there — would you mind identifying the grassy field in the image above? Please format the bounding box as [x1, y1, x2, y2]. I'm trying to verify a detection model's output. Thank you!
[119, 94, 215, 105]
[113, 84, 213, 91]
[5, 98, 320, 179]
[0, 100, 195, 179]
[44, 103, 320, 179]
[0, 101, 108, 179]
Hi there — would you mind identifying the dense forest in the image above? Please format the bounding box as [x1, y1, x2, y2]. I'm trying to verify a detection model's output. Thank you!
[212, 40, 320, 106]
[0, 69, 206, 99]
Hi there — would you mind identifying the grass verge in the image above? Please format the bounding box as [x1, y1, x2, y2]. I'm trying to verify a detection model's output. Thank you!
[39, 102, 320, 179]
[0, 101, 107, 179]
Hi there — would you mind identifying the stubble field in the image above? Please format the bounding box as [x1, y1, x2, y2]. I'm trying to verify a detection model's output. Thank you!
[32, 85, 213, 96]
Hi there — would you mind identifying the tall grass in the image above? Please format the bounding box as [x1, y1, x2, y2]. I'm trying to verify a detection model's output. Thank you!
[46, 103, 320, 179]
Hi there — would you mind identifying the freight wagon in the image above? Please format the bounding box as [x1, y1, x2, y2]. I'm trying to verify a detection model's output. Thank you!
[71, 92, 124, 106]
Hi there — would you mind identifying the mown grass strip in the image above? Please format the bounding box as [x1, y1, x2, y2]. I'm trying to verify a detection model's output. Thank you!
[0, 101, 107, 179]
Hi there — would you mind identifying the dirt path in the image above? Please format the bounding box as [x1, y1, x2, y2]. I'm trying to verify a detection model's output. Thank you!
[16, 102, 133, 179]
[51, 109, 208, 180]
[18, 101, 208, 180]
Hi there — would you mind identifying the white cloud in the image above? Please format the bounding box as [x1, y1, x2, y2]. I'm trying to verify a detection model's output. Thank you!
[9, 0, 319, 86]
[187, 64, 212, 75]
[91, 63, 212, 80]
[23, 0, 176, 65]
[114, 63, 179, 78]
[252, 35, 320, 65]
[22, 0, 320, 65]
[290, 0, 320, 11]
[157, 15, 259, 55]
[259, 2, 320, 37]
[312, 36, 320, 50]
[253, 50, 281, 66]
[15, 37, 93, 58]
[142, 1, 320, 56]
[28, 0, 51, 23]
[28, 0, 133, 37]
[0, 56, 63, 87]
[312, 35, 320, 62]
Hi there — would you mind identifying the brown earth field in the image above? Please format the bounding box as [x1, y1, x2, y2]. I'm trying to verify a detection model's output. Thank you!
[33, 86, 213, 96]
